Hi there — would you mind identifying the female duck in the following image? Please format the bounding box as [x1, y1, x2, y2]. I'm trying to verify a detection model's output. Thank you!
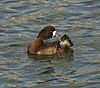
[27, 26, 73, 55]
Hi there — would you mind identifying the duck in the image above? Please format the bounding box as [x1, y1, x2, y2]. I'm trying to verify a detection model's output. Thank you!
[27, 26, 73, 55]
[27, 26, 59, 55]
[35, 34, 73, 55]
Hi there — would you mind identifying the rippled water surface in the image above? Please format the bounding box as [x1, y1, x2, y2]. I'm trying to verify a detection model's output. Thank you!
[0, 0, 100, 88]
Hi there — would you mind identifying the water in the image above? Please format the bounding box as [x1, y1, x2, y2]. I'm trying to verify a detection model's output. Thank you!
[0, 0, 100, 88]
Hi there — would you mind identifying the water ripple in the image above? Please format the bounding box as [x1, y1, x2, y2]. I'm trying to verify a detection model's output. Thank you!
[0, 0, 100, 87]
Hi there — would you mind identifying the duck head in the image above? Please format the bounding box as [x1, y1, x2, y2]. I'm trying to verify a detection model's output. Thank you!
[37, 26, 59, 40]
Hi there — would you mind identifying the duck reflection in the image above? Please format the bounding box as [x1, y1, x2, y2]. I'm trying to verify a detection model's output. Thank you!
[28, 49, 74, 84]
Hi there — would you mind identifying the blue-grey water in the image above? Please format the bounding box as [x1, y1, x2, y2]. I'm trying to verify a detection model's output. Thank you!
[0, 0, 100, 88]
